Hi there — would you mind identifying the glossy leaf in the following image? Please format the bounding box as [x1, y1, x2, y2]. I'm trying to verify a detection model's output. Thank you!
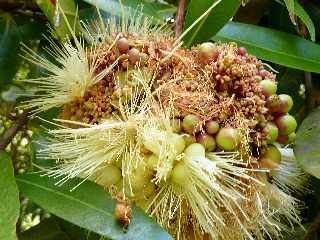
[0, 151, 20, 240]
[16, 173, 172, 240]
[294, 107, 320, 178]
[183, 0, 241, 46]
[82, 0, 176, 22]
[0, 14, 22, 86]
[276, 0, 316, 41]
[213, 22, 320, 73]
[35, 0, 78, 40]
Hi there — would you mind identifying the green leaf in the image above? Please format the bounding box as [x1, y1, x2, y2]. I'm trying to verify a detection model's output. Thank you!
[0, 14, 22, 87]
[16, 173, 172, 240]
[183, 0, 241, 46]
[213, 22, 320, 73]
[283, 0, 295, 15]
[276, 0, 316, 41]
[0, 151, 20, 240]
[82, 0, 176, 22]
[293, 0, 316, 41]
[35, 0, 78, 40]
[294, 107, 320, 179]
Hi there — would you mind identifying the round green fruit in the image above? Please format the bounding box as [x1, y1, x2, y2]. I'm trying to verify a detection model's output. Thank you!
[259, 145, 281, 169]
[182, 134, 197, 146]
[262, 122, 278, 143]
[216, 127, 240, 151]
[205, 120, 220, 134]
[266, 95, 281, 114]
[278, 94, 293, 113]
[169, 133, 186, 154]
[274, 114, 297, 135]
[182, 114, 201, 134]
[198, 42, 216, 61]
[259, 79, 277, 97]
[171, 162, 189, 185]
[184, 143, 205, 157]
[96, 165, 122, 187]
[196, 133, 216, 152]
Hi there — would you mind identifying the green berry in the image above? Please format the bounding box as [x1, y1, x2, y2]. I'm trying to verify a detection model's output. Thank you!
[216, 128, 240, 151]
[184, 143, 205, 157]
[169, 133, 186, 154]
[182, 134, 197, 146]
[182, 114, 201, 134]
[275, 114, 297, 135]
[288, 132, 296, 143]
[198, 42, 216, 61]
[259, 79, 277, 97]
[131, 169, 151, 191]
[171, 162, 189, 185]
[278, 94, 293, 113]
[205, 120, 219, 134]
[196, 133, 216, 152]
[259, 145, 281, 169]
[262, 122, 278, 143]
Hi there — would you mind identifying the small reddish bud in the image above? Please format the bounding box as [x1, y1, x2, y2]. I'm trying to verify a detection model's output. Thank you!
[116, 37, 129, 53]
[237, 47, 247, 56]
[114, 201, 132, 229]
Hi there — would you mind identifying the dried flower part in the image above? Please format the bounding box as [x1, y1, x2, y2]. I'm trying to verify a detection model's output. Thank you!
[22, 8, 308, 240]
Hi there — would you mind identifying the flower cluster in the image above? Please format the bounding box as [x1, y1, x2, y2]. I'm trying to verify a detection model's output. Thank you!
[22, 10, 307, 240]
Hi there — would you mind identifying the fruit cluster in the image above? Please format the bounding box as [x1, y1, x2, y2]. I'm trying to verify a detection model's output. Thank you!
[22, 16, 305, 240]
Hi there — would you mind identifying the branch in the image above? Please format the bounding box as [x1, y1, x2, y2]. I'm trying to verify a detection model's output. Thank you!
[0, 110, 29, 151]
[174, 0, 187, 38]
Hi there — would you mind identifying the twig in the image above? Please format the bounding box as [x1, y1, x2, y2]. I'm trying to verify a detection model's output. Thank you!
[174, 0, 186, 38]
[304, 211, 320, 240]
[0, 110, 29, 151]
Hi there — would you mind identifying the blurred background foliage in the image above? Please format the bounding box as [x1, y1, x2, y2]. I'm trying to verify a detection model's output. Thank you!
[1, 0, 320, 239]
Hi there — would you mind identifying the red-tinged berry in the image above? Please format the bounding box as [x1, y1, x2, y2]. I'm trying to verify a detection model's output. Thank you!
[259, 79, 277, 97]
[114, 200, 132, 229]
[266, 95, 281, 114]
[259, 145, 281, 170]
[262, 122, 278, 143]
[237, 47, 247, 56]
[182, 114, 201, 134]
[278, 94, 293, 113]
[258, 69, 268, 79]
[205, 120, 219, 134]
[128, 48, 140, 64]
[276, 135, 289, 144]
[198, 42, 217, 63]
[216, 128, 240, 151]
[196, 133, 216, 152]
[275, 114, 297, 135]
[116, 37, 129, 53]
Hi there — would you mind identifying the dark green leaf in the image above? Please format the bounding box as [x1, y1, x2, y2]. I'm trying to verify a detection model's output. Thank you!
[295, 107, 320, 178]
[35, 0, 78, 40]
[0, 151, 20, 240]
[213, 22, 320, 73]
[183, 0, 241, 46]
[16, 173, 172, 240]
[276, 0, 316, 41]
[82, 0, 176, 22]
[0, 14, 22, 86]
